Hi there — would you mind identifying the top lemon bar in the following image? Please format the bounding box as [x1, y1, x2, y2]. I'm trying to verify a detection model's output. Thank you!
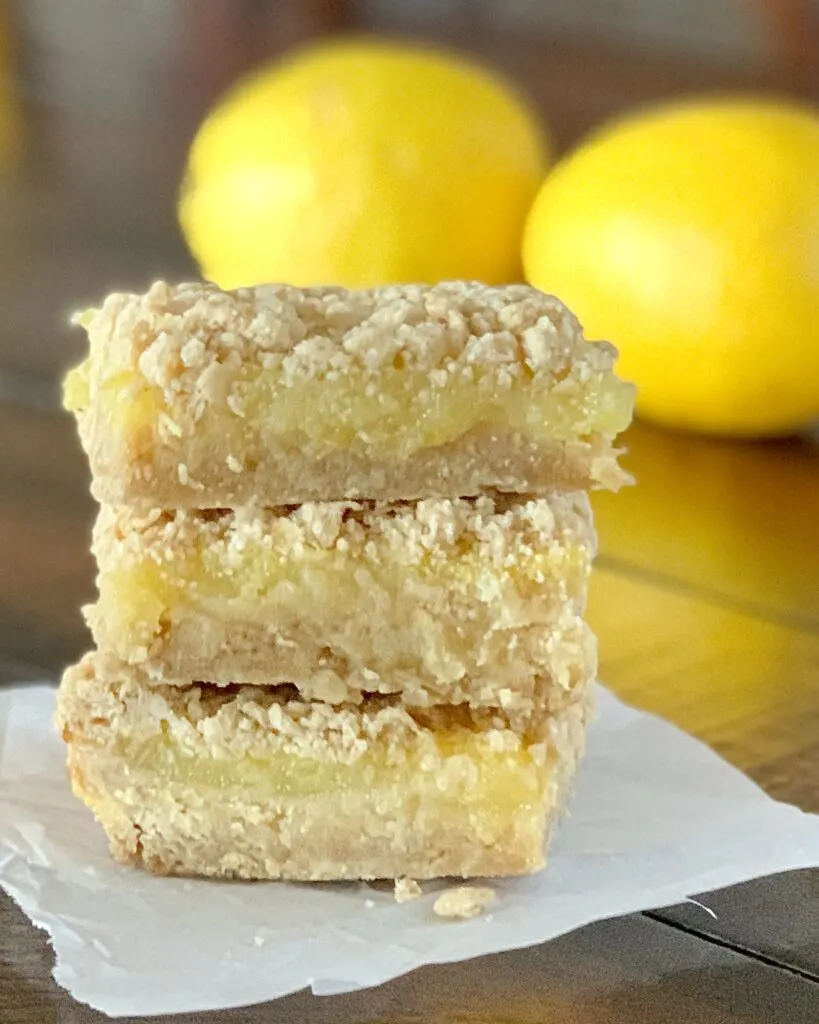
[64, 280, 634, 507]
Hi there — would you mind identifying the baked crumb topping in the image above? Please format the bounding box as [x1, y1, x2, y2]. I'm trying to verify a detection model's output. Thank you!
[94, 492, 595, 573]
[73, 280, 618, 402]
[58, 654, 580, 766]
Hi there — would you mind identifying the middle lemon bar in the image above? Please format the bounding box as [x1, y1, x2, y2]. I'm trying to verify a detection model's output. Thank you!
[88, 493, 595, 716]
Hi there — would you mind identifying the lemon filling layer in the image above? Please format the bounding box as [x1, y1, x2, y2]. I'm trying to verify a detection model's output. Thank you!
[66, 360, 634, 459]
[123, 731, 546, 801]
[96, 538, 591, 657]
[76, 730, 552, 849]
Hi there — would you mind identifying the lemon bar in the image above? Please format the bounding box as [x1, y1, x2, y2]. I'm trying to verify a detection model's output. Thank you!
[64, 280, 634, 508]
[87, 494, 596, 717]
[57, 653, 593, 880]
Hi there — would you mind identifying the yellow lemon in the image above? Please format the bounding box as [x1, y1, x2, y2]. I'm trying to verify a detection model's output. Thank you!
[523, 98, 819, 436]
[180, 37, 549, 289]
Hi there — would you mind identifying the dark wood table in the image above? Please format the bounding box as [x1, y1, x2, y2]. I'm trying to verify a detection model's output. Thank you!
[1, 12, 817, 1022]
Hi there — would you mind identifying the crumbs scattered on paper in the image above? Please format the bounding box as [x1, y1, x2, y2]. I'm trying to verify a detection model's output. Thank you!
[394, 877, 422, 903]
[433, 886, 495, 920]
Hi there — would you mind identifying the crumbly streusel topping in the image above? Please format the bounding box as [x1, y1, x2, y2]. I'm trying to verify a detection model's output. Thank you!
[76, 279, 616, 388]
[93, 492, 595, 573]
[57, 653, 592, 766]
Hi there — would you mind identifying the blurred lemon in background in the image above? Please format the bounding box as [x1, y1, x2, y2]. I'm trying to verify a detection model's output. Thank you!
[180, 38, 549, 289]
[523, 98, 819, 437]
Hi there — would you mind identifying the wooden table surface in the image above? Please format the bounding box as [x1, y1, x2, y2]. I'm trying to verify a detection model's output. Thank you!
[1, 11, 818, 1023]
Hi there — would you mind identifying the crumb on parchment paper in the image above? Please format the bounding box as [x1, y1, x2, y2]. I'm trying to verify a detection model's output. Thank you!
[433, 885, 495, 920]
[393, 877, 423, 903]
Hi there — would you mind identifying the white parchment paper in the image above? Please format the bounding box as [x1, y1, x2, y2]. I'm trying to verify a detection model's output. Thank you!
[1, 682, 818, 1018]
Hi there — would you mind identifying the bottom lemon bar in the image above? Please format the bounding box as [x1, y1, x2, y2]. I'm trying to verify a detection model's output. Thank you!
[57, 654, 593, 881]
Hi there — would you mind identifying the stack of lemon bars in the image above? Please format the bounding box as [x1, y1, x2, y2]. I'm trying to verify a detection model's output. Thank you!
[58, 281, 634, 882]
